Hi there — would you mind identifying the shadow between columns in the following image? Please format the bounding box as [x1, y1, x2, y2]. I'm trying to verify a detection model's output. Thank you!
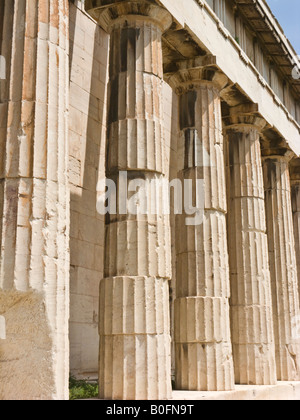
[168, 86, 179, 389]
[69, 1, 108, 384]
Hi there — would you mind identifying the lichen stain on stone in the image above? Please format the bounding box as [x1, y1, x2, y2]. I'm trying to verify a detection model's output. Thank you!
[56, 50, 59, 68]
[38, 1, 49, 25]
[50, 1, 59, 30]
[5, 185, 18, 225]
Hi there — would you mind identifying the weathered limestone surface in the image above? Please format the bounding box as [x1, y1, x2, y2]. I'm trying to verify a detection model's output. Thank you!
[168, 62, 235, 391]
[290, 159, 300, 303]
[99, 276, 171, 399]
[263, 153, 300, 381]
[0, 0, 69, 400]
[86, 0, 173, 400]
[0, 0, 299, 402]
[224, 105, 277, 385]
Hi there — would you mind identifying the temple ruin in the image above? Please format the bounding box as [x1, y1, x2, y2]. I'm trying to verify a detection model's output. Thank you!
[0, 0, 300, 400]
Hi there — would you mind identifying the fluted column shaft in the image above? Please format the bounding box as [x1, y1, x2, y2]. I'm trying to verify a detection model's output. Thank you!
[169, 66, 234, 391]
[88, 2, 173, 400]
[291, 160, 300, 303]
[224, 107, 276, 385]
[0, 0, 69, 400]
[263, 154, 300, 381]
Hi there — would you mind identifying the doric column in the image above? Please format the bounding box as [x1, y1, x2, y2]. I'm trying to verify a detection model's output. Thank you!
[290, 159, 300, 303]
[86, 1, 173, 400]
[224, 104, 277, 385]
[168, 59, 235, 391]
[262, 150, 300, 381]
[0, 0, 69, 400]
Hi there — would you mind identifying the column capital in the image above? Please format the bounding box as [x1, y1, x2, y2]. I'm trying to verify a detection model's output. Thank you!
[290, 158, 300, 183]
[260, 129, 296, 161]
[166, 56, 229, 94]
[85, 0, 172, 33]
[223, 103, 267, 131]
[261, 148, 295, 162]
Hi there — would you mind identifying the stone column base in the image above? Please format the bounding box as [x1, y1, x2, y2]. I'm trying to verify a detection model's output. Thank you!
[83, 382, 300, 401]
[172, 382, 300, 401]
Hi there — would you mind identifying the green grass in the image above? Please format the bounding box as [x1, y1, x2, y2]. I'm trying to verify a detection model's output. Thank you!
[69, 376, 99, 400]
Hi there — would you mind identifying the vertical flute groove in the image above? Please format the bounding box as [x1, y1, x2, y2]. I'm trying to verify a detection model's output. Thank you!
[291, 181, 300, 302]
[225, 123, 277, 385]
[174, 80, 234, 392]
[94, 3, 173, 400]
[0, 0, 69, 400]
[263, 156, 300, 381]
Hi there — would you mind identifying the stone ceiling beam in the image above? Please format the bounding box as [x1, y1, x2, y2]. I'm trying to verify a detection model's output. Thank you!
[157, 0, 300, 156]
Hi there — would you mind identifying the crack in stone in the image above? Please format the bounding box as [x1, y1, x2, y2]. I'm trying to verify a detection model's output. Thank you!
[286, 345, 299, 376]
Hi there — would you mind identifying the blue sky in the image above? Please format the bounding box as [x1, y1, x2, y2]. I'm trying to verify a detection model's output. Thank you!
[267, 0, 300, 54]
